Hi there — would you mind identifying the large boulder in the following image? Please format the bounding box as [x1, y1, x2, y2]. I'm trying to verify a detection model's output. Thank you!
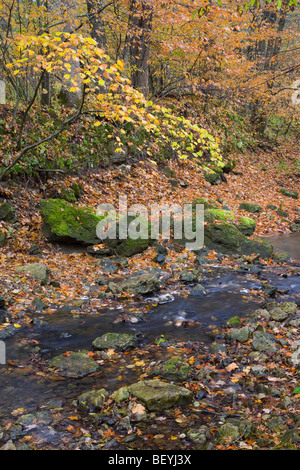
[40, 199, 102, 245]
[204, 222, 273, 258]
[128, 379, 193, 411]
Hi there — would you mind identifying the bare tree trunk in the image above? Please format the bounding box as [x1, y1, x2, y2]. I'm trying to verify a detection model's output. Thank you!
[86, 0, 107, 48]
[59, 0, 82, 107]
[128, 0, 153, 97]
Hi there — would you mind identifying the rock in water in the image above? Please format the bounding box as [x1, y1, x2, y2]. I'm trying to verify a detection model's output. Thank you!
[92, 333, 137, 351]
[48, 351, 100, 378]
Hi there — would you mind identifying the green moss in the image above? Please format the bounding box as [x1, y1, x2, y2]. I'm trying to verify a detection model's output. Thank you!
[104, 214, 154, 257]
[40, 199, 103, 245]
[237, 216, 256, 236]
[206, 209, 235, 221]
[204, 222, 273, 258]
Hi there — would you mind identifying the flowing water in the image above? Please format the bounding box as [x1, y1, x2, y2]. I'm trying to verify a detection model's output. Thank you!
[0, 233, 299, 421]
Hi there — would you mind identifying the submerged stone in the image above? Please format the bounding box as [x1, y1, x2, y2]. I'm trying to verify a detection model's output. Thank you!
[48, 351, 100, 377]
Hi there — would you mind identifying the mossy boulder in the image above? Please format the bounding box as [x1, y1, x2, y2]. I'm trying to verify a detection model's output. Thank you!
[0, 202, 16, 223]
[290, 224, 300, 233]
[236, 216, 256, 236]
[40, 199, 103, 245]
[239, 203, 262, 214]
[204, 222, 273, 259]
[204, 172, 221, 185]
[92, 332, 137, 351]
[128, 379, 193, 411]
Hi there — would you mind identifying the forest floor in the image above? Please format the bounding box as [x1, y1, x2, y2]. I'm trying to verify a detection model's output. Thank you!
[0, 145, 299, 451]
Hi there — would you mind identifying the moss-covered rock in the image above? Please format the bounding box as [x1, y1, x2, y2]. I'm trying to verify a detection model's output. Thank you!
[238, 202, 262, 213]
[0, 202, 16, 223]
[280, 189, 298, 200]
[161, 357, 191, 381]
[92, 333, 138, 351]
[236, 216, 256, 236]
[205, 208, 235, 222]
[204, 222, 273, 258]
[103, 214, 154, 257]
[40, 199, 103, 245]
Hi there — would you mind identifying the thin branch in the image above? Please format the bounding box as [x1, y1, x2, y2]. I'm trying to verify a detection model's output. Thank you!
[0, 85, 86, 181]
[17, 69, 46, 150]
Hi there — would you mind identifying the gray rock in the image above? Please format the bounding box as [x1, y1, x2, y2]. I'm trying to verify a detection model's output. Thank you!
[128, 379, 193, 411]
[77, 389, 109, 412]
[120, 271, 163, 295]
[227, 326, 251, 343]
[190, 284, 206, 297]
[16, 263, 50, 285]
[218, 423, 240, 443]
[252, 331, 277, 352]
[48, 351, 100, 378]
[269, 307, 289, 321]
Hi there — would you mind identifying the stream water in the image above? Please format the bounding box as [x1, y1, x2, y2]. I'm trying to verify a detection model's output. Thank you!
[0, 233, 299, 422]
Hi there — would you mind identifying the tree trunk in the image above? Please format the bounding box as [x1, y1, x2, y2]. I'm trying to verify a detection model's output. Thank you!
[128, 0, 153, 97]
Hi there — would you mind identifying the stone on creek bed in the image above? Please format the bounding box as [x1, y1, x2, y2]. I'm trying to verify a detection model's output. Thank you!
[48, 351, 100, 378]
[92, 332, 138, 351]
[128, 379, 193, 411]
